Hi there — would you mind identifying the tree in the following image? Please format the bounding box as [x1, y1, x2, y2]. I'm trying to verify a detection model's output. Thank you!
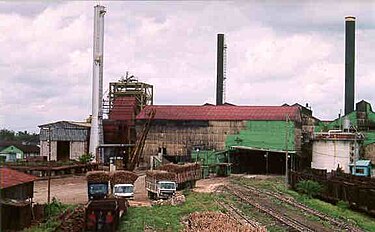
[0, 128, 39, 144]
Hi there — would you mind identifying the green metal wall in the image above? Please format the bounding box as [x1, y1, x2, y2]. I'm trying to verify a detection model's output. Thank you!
[225, 121, 295, 152]
[314, 110, 375, 146]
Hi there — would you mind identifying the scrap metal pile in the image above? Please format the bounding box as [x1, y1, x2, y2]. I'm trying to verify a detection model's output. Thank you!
[183, 211, 260, 232]
[110, 171, 138, 186]
[86, 171, 110, 183]
[146, 170, 176, 181]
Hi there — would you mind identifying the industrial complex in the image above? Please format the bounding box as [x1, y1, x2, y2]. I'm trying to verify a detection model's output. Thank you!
[35, 12, 374, 178]
[2, 4, 375, 232]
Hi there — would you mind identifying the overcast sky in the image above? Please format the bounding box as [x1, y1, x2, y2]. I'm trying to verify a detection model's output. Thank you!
[1, 1, 375, 133]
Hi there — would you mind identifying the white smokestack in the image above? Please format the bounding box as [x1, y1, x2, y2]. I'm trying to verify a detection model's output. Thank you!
[89, 5, 106, 161]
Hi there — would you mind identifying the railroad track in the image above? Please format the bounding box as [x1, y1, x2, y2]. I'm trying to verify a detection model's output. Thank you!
[216, 199, 266, 231]
[224, 184, 316, 232]
[235, 183, 363, 232]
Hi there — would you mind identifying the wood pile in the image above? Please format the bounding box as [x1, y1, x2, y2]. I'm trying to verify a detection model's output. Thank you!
[110, 171, 138, 186]
[86, 171, 110, 183]
[151, 193, 186, 206]
[183, 211, 262, 232]
[55, 206, 85, 232]
[158, 163, 201, 173]
[146, 170, 176, 181]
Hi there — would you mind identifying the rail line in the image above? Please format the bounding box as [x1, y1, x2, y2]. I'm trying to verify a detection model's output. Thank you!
[235, 183, 364, 232]
[223, 184, 315, 232]
[216, 199, 266, 231]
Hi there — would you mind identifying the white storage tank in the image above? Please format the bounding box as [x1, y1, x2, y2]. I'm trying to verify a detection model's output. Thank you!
[311, 131, 362, 173]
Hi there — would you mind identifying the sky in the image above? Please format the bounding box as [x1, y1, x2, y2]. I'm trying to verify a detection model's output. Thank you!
[1, 1, 375, 133]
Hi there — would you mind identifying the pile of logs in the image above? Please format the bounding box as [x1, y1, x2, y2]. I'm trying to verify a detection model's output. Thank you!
[183, 211, 257, 232]
[86, 171, 110, 183]
[55, 206, 85, 232]
[110, 171, 138, 186]
[158, 163, 201, 173]
[146, 170, 176, 181]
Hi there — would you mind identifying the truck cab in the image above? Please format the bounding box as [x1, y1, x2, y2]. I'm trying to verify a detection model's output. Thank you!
[88, 182, 109, 200]
[157, 181, 176, 199]
[113, 184, 134, 199]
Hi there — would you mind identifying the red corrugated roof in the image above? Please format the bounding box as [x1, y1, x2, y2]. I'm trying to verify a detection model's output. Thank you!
[0, 167, 37, 189]
[136, 105, 301, 122]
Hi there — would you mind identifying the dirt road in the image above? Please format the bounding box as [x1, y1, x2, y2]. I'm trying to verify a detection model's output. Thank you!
[33, 174, 151, 206]
[33, 175, 88, 204]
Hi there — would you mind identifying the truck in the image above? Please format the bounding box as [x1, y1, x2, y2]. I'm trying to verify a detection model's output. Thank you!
[85, 199, 120, 232]
[109, 171, 138, 200]
[158, 163, 202, 190]
[85, 171, 128, 232]
[86, 171, 111, 200]
[145, 170, 177, 200]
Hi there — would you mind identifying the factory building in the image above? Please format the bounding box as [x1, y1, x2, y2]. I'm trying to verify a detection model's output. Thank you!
[39, 121, 90, 161]
[137, 103, 317, 174]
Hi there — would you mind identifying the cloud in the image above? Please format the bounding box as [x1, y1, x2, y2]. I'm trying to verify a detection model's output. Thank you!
[1, 1, 375, 132]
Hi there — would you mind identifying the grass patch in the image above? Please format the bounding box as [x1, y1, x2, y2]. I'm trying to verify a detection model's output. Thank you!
[119, 192, 221, 232]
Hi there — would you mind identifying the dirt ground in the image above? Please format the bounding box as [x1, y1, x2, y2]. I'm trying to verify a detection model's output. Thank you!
[33, 174, 230, 206]
[193, 177, 229, 193]
[33, 175, 88, 204]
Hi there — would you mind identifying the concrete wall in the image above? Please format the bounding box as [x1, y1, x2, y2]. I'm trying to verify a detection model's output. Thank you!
[70, 141, 87, 160]
[40, 140, 87, 161]
[40, 141, 57, 161]
[141, 120, 246, 166]
[312, 140, 354, 173]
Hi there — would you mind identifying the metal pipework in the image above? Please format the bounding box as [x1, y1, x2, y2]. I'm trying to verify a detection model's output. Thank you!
[345, 16, 355, 115]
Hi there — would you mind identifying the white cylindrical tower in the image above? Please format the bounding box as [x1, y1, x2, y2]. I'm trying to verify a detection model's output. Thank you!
[89, 5, 106, 161]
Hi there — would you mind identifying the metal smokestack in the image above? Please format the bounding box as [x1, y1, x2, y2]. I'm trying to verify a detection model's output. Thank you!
[89, 5, 106, 160]
[216, 34, 224, 105]
[345, 16, 355, 115]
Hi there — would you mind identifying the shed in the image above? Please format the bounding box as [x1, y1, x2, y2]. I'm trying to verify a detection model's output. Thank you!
[0, 167, 37, 230]
[0, 145, 23, 162]
[38, 121, 90, 161]
[349, 160, 372, 177]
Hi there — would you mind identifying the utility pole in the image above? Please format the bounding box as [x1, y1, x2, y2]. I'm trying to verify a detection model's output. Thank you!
[48, 126, 51, 209]
[285, 115, 289, 187]
[265, 151, 269, 175]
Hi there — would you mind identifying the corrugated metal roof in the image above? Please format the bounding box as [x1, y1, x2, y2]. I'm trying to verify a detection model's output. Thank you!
[38, 121, 91, 128]
[349, 160, 372, 166]
[137, 105, 301, 122]
[0, 167, 37, 189]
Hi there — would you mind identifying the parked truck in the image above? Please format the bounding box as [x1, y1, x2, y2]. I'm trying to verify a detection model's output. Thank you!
[109, 170, 138, 199]
[158, 163, 202, 190]
[86, 171, 111, 200]
[146, 170, 177, 199]
[85, 171, 126, 232]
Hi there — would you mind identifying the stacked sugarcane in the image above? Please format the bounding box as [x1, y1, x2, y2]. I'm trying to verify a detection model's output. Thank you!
[146, 170, 176, 181]
[158, 163, 201, 173]
[158, 163, 201, 183]
[86, 171, 110, 183]
[55, 206, 85, 232]
[183, 211, 263, 232]
[110, 171, 138, 188]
